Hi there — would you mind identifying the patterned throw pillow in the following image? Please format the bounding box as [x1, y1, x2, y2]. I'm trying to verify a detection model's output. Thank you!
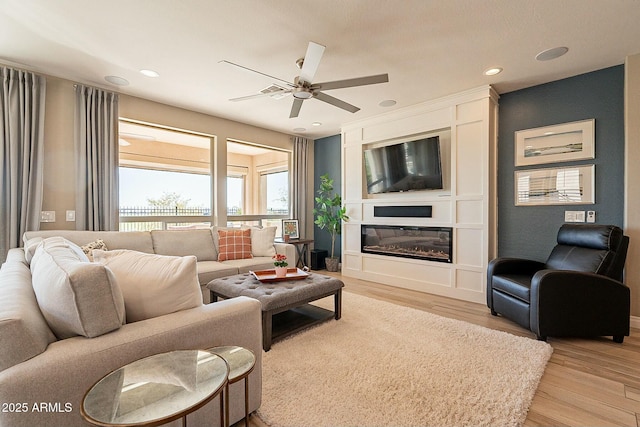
[81, 239, 108, 261]
[217, 229, 253, 261]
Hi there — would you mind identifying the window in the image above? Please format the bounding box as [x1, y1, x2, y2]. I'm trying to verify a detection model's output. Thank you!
[227, 140, 290, 232]
[118, 120, 212, 231]
[259, 169, 289, 214]
[226, 172, 246, 215]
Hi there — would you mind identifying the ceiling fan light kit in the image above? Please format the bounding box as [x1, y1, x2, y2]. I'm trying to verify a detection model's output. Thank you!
[225, 41, 389, 118]
[292, 87, 314, 99]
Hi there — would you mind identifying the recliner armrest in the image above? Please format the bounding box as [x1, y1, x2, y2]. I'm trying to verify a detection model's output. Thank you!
[530, 270, 630, 339]
[487, 258, 546, 309]
[488, 258, 546, 278]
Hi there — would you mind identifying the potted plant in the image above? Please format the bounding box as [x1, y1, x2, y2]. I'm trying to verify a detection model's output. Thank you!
[313, 173, 349, 272]
[272, 253, 288, 277]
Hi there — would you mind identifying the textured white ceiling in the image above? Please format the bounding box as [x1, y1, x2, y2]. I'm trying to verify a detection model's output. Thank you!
[2, 0, 640, 139]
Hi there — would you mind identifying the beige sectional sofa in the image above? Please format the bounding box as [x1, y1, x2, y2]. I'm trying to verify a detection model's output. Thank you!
[0, 228, 295, 427]
[22, 228, 297, 303]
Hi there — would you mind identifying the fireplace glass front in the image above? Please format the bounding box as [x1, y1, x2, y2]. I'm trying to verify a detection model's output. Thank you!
[361, 225, 452, 263]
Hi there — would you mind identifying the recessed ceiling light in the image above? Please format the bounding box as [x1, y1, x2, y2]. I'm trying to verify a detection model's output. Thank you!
[312, 122, 322, 127]
[104, 75, 129, 86]
[535, 47, 569, 61]
[140, 69, 160, 78]
[379, 99, 397, 107]
[293, 127, 306, 132]
[484, 67, 503, 76]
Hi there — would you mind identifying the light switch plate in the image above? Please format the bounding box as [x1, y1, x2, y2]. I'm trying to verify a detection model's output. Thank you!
[40, 211, 55, 223]
[66, 210, 76, 221]
[564, 210, 585, 222]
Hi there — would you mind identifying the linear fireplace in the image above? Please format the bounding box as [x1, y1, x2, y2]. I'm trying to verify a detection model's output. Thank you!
[361, 224, 452, 263]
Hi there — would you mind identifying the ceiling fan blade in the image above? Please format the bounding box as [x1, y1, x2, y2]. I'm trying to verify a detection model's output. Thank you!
[289, 99, 304, 118]
[298, 41, 325, 84]
[314, 91, 360, 113]
[219, 60, 294, 87]
[229, 89, 291, 102]
[312, 73, 389, 91]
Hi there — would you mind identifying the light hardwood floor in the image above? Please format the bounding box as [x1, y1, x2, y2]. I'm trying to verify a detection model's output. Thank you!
[245, 272, 640, 427]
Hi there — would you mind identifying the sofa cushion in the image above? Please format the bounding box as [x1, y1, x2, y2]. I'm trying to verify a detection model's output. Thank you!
[196, 261, 241, 285]
[217, 229, 253, 261]
[30, 237, 126, 339]
[222, 257, 277, 274]
[251, 226, 277, 257]
[0, 261, 57, 372]
[151, 229, 217, 261]
[24, 230, 155, 254]
[93, 250, 203, 323]
[23, 236, 43, 263]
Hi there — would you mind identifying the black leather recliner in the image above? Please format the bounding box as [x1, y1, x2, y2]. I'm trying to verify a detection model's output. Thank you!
[487, 224, 630, 343]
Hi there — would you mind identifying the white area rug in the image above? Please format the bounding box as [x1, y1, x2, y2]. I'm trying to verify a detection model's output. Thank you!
[257, 292, 552, 427]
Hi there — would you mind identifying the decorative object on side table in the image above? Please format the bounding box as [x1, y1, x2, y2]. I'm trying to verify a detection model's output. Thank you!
[313, 173, 349, 272]
[273, 254, 288, 277]
[282, 219, 299, 239]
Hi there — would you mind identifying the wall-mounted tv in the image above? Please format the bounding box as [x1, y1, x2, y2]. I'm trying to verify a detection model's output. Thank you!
[363, 136, 443, 194]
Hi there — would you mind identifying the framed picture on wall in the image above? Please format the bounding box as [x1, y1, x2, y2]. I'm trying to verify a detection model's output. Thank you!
[282, 219, 300, 239]
[515, 119, 595, 166]
[514, 164, 595, 206]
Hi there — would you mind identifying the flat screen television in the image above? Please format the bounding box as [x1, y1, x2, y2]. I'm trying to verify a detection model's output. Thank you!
[363, 136, 443, 194]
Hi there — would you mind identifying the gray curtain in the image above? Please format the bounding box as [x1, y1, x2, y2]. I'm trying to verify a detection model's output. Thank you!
[0, 67, 46, 263]
[75, 85, 119, 231]
[291, 136, 310, 237]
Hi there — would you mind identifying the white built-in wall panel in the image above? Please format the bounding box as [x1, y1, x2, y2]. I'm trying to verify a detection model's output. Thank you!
[340, 86, 498, 304]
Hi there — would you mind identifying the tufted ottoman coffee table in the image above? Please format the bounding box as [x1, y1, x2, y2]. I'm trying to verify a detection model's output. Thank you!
[207, 272, 344, 351]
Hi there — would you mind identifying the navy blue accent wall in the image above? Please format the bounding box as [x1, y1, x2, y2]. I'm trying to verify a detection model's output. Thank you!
[498, 65, 624, 260]
[313, 134, 343, 257]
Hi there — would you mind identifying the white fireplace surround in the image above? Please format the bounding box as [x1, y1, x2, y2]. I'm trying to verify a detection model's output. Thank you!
[340, 86, 499, 304]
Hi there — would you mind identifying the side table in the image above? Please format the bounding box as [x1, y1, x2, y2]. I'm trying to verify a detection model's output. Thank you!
[278, 238, 313, 268]
[81, 350, 228, 427]
[209, 346, 256, 427]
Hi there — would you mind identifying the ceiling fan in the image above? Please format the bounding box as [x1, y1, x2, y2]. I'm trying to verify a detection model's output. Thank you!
[220, 41, 389, 118]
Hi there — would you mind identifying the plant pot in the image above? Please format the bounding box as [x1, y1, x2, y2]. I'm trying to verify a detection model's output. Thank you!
[274, 266, 288, 277]
[325, 257, 339, 272]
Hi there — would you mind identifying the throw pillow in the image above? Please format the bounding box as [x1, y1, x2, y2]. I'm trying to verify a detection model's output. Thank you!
[81, 239, 109, 261]
[217, 228, 253, 261]
[251, 226, 277, 257]
[23, 237, 43, 264]
[30, 237, 125, 339]
[92, 250, 203, 323]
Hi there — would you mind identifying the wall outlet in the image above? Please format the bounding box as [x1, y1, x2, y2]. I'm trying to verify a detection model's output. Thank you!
[40, 211, 55, 223]
[586, 210, 596, 223]
[564, 210, 585, 222]
[66, 210, 76, 221]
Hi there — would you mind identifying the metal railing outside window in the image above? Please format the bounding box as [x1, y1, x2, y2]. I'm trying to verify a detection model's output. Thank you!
[119, 206, 289, 232]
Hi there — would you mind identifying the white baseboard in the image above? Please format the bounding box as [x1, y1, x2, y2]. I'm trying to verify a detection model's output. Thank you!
[631, 316, 640, 330]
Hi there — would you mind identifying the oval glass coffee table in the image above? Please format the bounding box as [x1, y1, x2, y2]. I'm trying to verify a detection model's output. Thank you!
[81, 350, 228, 427]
